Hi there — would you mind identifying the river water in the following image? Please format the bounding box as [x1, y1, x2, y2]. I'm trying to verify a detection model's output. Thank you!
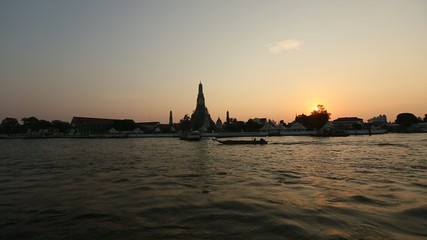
[0, 134, 426, 239]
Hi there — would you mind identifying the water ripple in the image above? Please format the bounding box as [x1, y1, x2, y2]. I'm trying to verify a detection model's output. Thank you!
[0, 135, 426, 239]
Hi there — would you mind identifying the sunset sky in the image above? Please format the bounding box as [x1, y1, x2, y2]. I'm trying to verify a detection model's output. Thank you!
[1, 0, 426, 123]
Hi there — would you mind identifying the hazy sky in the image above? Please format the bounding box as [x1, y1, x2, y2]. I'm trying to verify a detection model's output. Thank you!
[1, 0, 426, 123]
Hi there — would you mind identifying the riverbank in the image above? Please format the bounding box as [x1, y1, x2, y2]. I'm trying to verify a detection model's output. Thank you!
[1, 129, 424, 140]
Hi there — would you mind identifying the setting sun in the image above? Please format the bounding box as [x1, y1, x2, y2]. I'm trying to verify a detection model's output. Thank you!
[313, 106, 320, 112]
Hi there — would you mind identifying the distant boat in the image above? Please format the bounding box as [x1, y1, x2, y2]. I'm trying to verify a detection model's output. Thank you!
[348, 128, 388, 135]
[179, 131, 201, 141]
[213, 138, 268, 145]
[310, 129, 349, 137]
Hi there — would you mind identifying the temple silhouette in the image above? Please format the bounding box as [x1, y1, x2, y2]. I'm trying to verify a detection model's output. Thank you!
[190, 82, 214, 132]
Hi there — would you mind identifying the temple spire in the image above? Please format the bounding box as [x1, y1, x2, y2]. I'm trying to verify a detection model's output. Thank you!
[198, 81, 203, 95]
[191, 82, 212, 131]
[196, 82, 205, 109]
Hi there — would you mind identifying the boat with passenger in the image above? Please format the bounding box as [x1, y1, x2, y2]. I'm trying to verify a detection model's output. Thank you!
[213, 138, 268, 145]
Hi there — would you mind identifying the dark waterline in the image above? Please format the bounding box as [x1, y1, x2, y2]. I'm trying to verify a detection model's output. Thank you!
[1, 134, 426, 239]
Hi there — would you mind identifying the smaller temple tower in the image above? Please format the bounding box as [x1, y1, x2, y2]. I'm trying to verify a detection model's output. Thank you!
[226, 111, 230, 123]
[169, 110, 173, 127]
[216, 117, 223, 132]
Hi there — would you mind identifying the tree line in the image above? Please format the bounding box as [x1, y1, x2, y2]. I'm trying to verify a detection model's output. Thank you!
[1, 110, 426, 135]
[178, 105, 332, 132]
[395, 113, 427, 127]
[294, 104, 331, 130]
[0, 117, 71, 135]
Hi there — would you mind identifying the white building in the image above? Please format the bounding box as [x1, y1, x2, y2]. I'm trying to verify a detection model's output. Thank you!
[368, 115, 387, 125]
